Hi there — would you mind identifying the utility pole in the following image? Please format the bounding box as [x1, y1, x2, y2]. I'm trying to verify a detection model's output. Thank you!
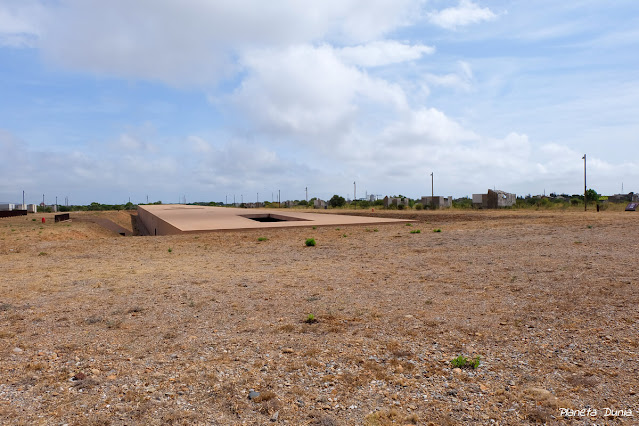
[257, 192, 259, 203]
[278, 189, 281, 207]
[22, 191, 25, 208]
[305, 187, 308, 203]
[431, 172, 434, 197]
[233, 194, 235, 205]
[42, 194, 44, 207]
[582, 154, 587, 211]
[354, 181, 356, 201]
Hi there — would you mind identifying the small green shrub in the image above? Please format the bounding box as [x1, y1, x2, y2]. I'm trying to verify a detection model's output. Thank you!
[305, 313, 317, 324]
[312, 226, 317, 230]
[257, 237, 268, 241]
[415, 203, 424, 210]
[373, 228, 378, 232]
[433, 228, 442, 233]
[406, 223, 412, 226]
[410, 229, 421, 234]
[32, 218, 36, 222]
[305, 238, 316, 247]
[342, 233, 347, 238]
[451, 355, 480, 369]
[168, 247, 172, 253]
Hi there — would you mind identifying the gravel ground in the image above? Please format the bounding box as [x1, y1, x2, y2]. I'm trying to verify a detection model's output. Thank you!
[0, 209, 637, 425]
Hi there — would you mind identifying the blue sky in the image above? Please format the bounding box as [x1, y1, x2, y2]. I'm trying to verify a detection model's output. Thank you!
[1, 0, 638, 204]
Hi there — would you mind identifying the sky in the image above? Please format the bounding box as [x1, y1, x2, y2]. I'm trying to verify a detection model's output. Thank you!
[1, 0, 638, 205]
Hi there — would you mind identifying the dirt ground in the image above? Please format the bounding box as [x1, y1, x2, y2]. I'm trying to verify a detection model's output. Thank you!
[1, 209, 638, 425]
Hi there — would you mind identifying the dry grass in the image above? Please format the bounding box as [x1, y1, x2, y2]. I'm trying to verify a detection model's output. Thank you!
[0, 209, 638, 424]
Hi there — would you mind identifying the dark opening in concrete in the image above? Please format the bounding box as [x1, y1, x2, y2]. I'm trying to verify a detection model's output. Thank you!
[240, 214, 308, 223]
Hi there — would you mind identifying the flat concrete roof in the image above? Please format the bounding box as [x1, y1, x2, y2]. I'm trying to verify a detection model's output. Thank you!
[138, 204, 407, 234]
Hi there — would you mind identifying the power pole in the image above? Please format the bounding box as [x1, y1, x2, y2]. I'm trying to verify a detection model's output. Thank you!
[278, 189, 281, 207]
[582, 154, 587, 211]
[305, 187, 308, 203]
[354, 181, 356, 201]
[431, 172, 434, 197]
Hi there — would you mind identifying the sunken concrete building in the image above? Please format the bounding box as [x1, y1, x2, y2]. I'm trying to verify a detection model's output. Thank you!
[421, 196, 452, 209]
[472, 189, 516, 209]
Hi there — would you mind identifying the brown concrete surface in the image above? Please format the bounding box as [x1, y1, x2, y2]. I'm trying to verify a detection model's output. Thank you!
[138, 204, 408, 235]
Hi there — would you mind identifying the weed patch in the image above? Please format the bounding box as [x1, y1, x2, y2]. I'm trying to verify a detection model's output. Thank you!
[451, 354, 480, 369]
[305, 238, 316, 247]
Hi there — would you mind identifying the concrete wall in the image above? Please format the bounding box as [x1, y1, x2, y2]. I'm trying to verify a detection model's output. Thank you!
[421, 196, 452, 209]
[0, 204, 15, 211]
[137, 206, 183, 236]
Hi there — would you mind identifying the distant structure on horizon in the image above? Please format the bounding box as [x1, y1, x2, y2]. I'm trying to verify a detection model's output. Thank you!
[383, 196, 409, 208]
[472, 189, 516, 209]
[421, 196, 452, 209]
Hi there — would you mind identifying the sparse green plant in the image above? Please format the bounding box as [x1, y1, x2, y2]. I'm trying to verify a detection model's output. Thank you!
[451, 354, 480, 369]
[257, 237, 268, 241]
[433, 228, 442, 233]
[406, 223, 412, 226]
[305, 238, 316, 247]
[168, 247, 172, 253]
[335, 228, 340, 231]
[32, 218, 36, 222]
[373, 228, 378, 232]
[342, 233, 347, 237]
[305, 313, 317, 323]
[587, 225, 593, 229]
[410, 229, 421, 234]
[38, 252, 47, 256]
[312, 226, 317, 230]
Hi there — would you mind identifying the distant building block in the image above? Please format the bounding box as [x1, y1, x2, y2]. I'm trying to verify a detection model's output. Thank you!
[0, 204, 15, 211]
[473, 190, 516, 208]
[421, 196, 452, 209]
[313, 199, 327, 209]
[27, 204, 38, 213]
[383, 196, 409, 208]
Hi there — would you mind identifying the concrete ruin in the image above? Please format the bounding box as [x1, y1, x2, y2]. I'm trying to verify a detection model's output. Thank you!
[313, 199, 327, 209]
[383, 196, 409, 208]
[421, 196, 452, 209]
[472, 189, 516, 209]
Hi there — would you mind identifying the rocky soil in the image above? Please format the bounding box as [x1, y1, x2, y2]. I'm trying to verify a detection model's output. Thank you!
[0, 209, 637, 425]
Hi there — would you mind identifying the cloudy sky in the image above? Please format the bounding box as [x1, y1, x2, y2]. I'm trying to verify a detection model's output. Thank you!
[1, 0, 638, 205]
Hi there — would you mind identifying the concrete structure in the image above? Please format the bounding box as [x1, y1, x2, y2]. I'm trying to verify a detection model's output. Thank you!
[27, 204, 37, 213]
[313, 199, 327, 209]
[472, 189, 516, 209]
[383, 196, 409, 208]
[0, 204, 15, 211]
[138, 204, 409, 236]
[421, 196, 452, 209]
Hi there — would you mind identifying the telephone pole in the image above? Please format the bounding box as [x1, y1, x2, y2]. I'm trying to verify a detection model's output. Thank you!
[582, 154, 587, 211]
[430, 172, 434, 197]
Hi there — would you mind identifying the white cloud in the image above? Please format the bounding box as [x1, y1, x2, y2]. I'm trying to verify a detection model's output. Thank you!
[424, 61, 475, 91]
[232, 44, 408, 138]
[428, 0, 497, 30]
[10, 0, 424, 86]
[337, 41, 434, 67]
[0, 0, 43, 47]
